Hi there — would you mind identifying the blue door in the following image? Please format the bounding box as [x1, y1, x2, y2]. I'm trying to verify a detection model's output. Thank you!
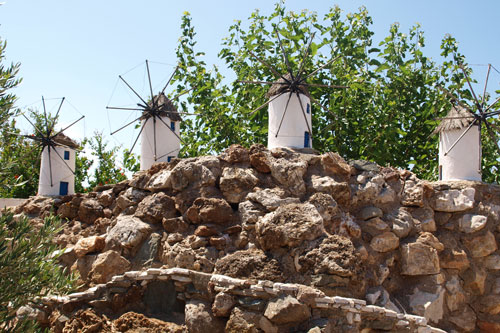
[59, 181, 69, 195]
[304, 131, 310, 148]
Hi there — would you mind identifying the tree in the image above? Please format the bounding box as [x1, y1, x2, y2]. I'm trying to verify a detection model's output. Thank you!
[0, 213, 76, 331]
[173, 4, 498, 182]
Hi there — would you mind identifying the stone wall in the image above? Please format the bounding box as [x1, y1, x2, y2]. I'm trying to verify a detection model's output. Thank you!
[13, 144, 500, 332]
[20, 268, 444, 332]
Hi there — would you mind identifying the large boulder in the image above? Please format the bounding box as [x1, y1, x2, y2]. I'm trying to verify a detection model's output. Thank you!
[89, 250, 130, 284]
[269, 156, 308, 197]
[219, 166, 258, 203]
[256, 203, 324, 250]
[185, 300, 225, 333]
[74, 236, 105, 258]
[105, 215, 152, 250]
[185, 197, 234, 225]
[78, 199, 104, 224]
[134, 192, 176, 223]
[433, 187, 475, 212]
[400, 242, 440, 275]
[246, 187, 299, 211]
[264, 296, 311, 325]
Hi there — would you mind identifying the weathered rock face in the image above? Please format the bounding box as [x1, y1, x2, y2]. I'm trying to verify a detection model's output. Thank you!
[15, 145, 500, 333]
[255, 203, 324, 250]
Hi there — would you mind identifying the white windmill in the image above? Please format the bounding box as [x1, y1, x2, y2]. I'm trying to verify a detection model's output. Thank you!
[240, 29, 346, 149]
[17, 97, 84, 196]
[106, 60, 195, 170]
[436, 64, 500, 181]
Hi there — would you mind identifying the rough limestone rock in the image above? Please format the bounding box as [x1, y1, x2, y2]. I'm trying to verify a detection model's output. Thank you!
[105, 215, 152, 249]
[269, 155, 308, 197]
[358, 206, 383, 221]
[134, 192, 176, 223]
[238, 200, 265, 225]
[145, 168, 172, 191]
[116, 187, 147, 210]
[433, 187, 475, 212]
[401, 242, 440, 275]
[214, 249, 284, 282]
[185, 197, 234, 225]
[307, 193, 339, 223]
[463, 231, 498, 258]
[246, 188, 299, 211]
[388, 208, 414, 238]
[212, 292, 236, 317]
[370, 232, 399, 253]
[77, 199, 104, 224]
[320, 152, 351, 180]
[74, 236, 105, 258]
[169, 157, 220, 191]
[219, 144, 250, 164]
[219, 166, 258, 203]
[256, 203, 324, 250]
[459, 214, 488, 233]
[479, 295, 500, 315]
[225, 307, 261, 333]
[89, 250, 130, 284]
[264, 295, 311, 325]
[185, 300, 225, 333]
[445, 275, 466, 312]
[448, 306, 477, 332]
[409, 287, 445, 324]
[401, 180, 426, 207]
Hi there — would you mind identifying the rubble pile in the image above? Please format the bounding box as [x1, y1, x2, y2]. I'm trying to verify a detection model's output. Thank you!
[14, 144, 500, 332]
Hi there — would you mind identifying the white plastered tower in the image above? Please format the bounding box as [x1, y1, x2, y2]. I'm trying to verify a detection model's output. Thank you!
[140, 93, 182, 170]
[435, 105, 481, 181]
[38, 133, 79, 196]
[267, 75, 312, 149]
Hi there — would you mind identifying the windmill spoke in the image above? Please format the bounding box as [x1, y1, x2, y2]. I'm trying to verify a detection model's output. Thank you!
[248, 49, 290, 83]
[21, 112, 45, 138]
[157, 116, 185, 145]
[50, 97, 65, 134]
[171, 86, 195, 101]
[130, 118, 147, 153]
[51, 115, 85, 139]
[153, 117, 157, 160]
[296, 32, 316, 80]
[444, 119, 477, 156]
[460, 65, 482, 112]
[42, 96, 49, 136]
[238, 80, 283, 86]
[301, 56, 341, 83]
[275, 92, 293, 137]
[438, 86, 475, 115]
[299, 82, 348, 89]
[484, 110, 500, 118]
[483, 95, 500, 113]
[309, 95, 337, 121]
[275, 27, 294, 80]
[146, 60, 157, 110]
[160, 65, 179, 95]
[119, 75, 149, 106]
[156, 147, 179, 161]
[249, 93, 283, 116]
[51, 145, 76, 175]
[295, 91, 313, 140]
[110, 115, 143, 135]
[47, 146, 53, 187]
[106, 106, 144, 111]
[484, 121, 500, 155]
[482, 64, 491, 107]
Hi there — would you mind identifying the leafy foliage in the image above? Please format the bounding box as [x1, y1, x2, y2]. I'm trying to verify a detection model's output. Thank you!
[0, 212, 77, 331]
[173, 4, 499, 183]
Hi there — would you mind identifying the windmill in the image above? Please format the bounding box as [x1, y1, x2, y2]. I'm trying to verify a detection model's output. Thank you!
[239, 28, 346, 149]
[106, 60, 195, 171]
[435, 64, 500, 181]
[16, 97, 84, 196]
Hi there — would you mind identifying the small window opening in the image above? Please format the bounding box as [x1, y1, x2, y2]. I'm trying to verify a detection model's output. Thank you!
[306, 103, 310, 114]
[64, 151, 70, 160]
[170, 121, 175, 131]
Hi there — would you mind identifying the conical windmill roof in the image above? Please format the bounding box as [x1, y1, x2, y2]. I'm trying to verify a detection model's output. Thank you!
[266, 73, 310, 98]
[433, 105, 475, 135]
[145, 93, 182, 122]
[53, 132, 79, 149]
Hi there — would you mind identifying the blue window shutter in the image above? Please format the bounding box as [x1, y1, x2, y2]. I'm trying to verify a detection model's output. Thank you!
[59, 182, 69, 195]
[64, 151, 70, 160]
[306, 103, 310, 114]
[170, 121, 175, 131]
[304, 131, 310, 148]
[167, 156, 172, 162]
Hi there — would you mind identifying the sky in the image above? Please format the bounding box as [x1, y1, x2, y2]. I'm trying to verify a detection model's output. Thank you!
[1, 0, 499, 152]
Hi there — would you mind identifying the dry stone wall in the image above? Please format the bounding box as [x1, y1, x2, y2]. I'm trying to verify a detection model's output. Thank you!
[13, 144, 500, 332]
